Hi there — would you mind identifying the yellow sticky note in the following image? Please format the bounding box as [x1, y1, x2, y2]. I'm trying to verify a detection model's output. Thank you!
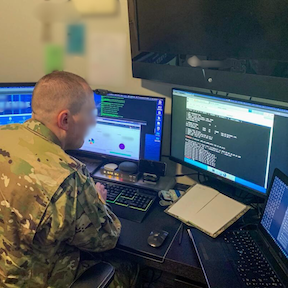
[44, 44, 64, 74]
[73, 0, 118, 15]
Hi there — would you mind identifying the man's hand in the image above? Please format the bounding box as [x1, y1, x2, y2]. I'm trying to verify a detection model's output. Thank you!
[95, 182, 107, 203]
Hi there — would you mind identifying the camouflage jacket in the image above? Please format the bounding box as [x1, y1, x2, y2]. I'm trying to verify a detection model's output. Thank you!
[0, 120, 121, 288]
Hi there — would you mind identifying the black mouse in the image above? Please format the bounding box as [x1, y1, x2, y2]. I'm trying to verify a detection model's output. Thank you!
[147, 230, 169, 248]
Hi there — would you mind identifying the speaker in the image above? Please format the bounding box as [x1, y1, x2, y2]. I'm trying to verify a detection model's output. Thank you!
[119, 161, 138, 174]
[138, 160, 167, 177]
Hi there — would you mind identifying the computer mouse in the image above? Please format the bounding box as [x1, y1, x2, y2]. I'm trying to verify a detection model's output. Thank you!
[147, 230, 169, 248]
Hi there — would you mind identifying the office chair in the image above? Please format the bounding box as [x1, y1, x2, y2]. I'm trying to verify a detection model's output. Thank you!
[71, 262, 115, 288]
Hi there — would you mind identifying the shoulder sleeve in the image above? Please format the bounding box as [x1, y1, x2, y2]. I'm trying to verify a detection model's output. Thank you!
[34, 170, 121, 253]
[68, 170, 121, 252]
[33, 173, 78, 247]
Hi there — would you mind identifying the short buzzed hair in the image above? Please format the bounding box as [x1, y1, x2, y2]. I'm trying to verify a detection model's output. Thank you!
[32, 71, 92, 118]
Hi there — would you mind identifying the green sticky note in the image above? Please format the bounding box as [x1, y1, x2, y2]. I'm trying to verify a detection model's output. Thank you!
[44, 44, 64, 74]
[67, 24, 85, 55]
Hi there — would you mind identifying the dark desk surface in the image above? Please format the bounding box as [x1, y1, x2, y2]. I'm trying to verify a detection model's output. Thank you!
[115, 202, 207, 286]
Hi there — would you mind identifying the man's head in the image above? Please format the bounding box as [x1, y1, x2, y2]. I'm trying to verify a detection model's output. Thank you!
[32, 71, 96, 150]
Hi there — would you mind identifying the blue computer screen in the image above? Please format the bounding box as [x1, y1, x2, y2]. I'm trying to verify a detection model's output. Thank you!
[0, 86, 34, 125]
[80, 92, 164, 161]
[0, 87, 164, 162]
[261, 176, 288, 260]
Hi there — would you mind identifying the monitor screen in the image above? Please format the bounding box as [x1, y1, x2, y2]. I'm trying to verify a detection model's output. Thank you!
[0, 85, 34, 125]
[261, 174, 288, 260]
[136, 0, 288, 61]
[171, 88, 288, 196]
[80, 92, 165, 161]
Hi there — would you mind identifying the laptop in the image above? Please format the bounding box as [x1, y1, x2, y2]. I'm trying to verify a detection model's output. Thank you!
[189, 168, 288, 288]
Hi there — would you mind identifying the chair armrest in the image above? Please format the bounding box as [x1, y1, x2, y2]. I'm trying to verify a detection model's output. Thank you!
[71, 262, 115, 288]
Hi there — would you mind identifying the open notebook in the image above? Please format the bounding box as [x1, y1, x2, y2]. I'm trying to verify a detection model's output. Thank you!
[165, 184, 250, 238]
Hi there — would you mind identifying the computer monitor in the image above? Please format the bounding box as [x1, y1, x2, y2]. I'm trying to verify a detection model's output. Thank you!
[0, 83, 35, 125]
[171, 88, 288, 197]
[260, 169, 288, 263]
[80, 91, 165, 161]
[0, 85, 165, 162]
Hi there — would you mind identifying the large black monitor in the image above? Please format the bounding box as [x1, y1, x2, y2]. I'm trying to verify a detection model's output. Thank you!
[80, 91, 165, 162]
[129, 0, 288, 101]
[171, 88, 288, 197]
[0, 83, 35, 125]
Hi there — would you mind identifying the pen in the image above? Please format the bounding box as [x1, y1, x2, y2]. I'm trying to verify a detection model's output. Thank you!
[178, 223, 184, 245]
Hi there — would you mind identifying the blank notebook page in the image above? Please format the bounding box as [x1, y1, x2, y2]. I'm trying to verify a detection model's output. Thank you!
[168, 184, 219, 221]
[191, 193, 247, 235]
[167, 184, 247, 235]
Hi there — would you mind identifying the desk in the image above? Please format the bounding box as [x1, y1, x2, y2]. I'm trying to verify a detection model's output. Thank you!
[114, 202, 207, 287]
[78, 154, 206, 286]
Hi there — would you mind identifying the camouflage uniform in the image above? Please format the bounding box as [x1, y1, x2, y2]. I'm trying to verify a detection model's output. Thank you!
[0, 120, 136, 288]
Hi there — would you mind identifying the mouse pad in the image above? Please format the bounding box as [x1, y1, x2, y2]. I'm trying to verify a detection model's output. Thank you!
[116, 204, 182, 263]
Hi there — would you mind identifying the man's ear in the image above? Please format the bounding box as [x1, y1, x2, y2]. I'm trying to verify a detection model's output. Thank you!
[57, 110, 70, 131]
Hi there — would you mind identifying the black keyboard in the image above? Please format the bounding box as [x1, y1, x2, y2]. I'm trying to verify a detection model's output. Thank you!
[95, 179, 156, 223]
[224, 231, 283, 287]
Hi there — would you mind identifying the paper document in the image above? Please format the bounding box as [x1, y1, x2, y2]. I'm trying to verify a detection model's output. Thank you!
[73, 0, 118, 15]
[87, 32, 127, 87]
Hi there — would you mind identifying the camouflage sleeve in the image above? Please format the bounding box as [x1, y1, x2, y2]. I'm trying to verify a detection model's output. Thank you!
[68, 170, 121, 252]
[34, 170, 121, 253]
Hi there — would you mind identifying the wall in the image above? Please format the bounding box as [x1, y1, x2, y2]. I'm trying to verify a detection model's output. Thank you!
[0, 0, 200, 183]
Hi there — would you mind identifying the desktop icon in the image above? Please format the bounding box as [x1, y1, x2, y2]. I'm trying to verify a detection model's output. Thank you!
[89, 138, 95, 144]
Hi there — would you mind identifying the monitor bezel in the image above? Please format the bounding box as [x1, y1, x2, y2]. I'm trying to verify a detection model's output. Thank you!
[0, 83, 36, 88]
[76, 91, 166, 163]
[258, 168, 288, 275]
[170, 87, 288, 198]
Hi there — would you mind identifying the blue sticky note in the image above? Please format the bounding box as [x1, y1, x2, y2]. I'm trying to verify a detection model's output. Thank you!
[67, 24, 85, 54]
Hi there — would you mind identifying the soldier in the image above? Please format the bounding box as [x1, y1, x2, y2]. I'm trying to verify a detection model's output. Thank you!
[0, 71, 138, 287]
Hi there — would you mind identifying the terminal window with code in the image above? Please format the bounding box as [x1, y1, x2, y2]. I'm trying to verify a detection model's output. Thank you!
[171, 89, 288, 194]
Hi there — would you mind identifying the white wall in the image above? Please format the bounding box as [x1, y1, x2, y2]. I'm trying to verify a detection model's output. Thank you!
[0, 0, 198, 183]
